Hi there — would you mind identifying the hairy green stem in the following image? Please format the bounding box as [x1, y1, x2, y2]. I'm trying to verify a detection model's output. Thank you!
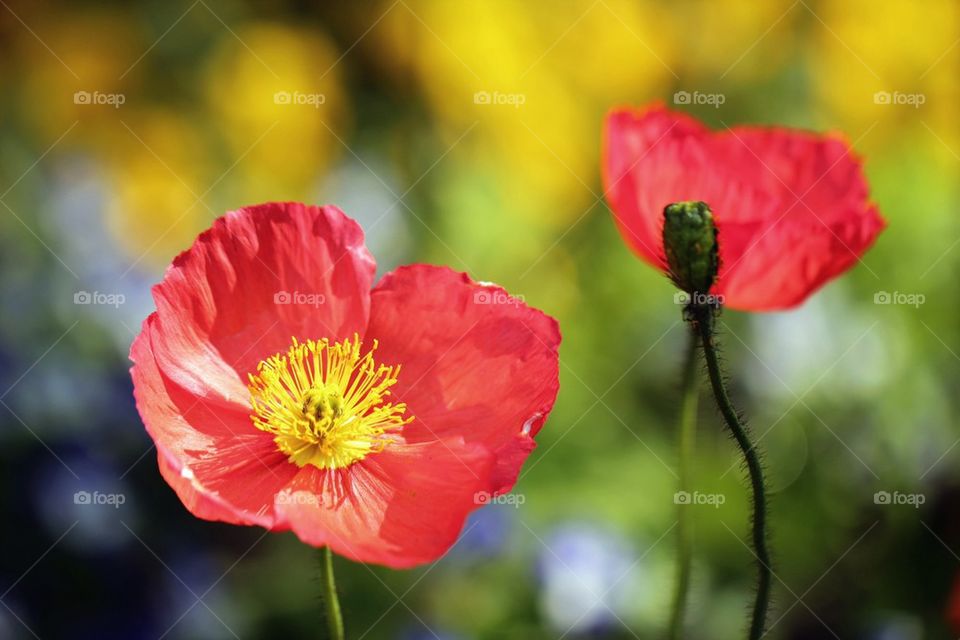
[320, 546, 345, 640]
[668, 328, 700, 640]
[691, 305, 771, 640]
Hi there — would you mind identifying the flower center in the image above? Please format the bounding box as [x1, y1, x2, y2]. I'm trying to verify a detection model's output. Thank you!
[247, 334, 411, 470]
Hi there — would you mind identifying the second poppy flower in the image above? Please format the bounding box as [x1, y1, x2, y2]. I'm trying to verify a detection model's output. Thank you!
[603, 104, 885, 310]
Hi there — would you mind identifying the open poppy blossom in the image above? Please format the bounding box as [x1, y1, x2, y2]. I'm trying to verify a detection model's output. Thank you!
[603, 103, 885, 311]
[130, 202, 560, 568]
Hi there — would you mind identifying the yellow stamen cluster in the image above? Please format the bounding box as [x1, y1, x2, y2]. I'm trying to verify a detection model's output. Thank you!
[247, 334, 411, 469]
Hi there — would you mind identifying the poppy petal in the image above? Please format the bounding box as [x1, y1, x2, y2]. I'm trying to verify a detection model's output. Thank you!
[713, 128, 886, 309]
[148, 202, 376, 401]
[366, 264, 560, 494]
[275, 438, 493, 568]
[131, 317, 297, 527]
[603, 105, 715, 268]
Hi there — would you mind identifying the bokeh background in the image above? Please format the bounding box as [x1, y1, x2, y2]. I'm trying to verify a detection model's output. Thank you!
[1, 0, 959, 638]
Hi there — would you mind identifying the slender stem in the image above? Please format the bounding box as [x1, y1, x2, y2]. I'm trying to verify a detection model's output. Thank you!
[691, 305, 771, 640]
[320, 546, 345, 640]
[668, 328, 699, 640]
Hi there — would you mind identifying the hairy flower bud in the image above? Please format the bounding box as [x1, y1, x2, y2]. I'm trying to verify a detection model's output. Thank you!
[662, 201, 719, 296]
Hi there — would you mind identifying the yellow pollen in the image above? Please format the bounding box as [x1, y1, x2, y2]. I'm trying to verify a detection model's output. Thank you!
[247, 334, 411, 469]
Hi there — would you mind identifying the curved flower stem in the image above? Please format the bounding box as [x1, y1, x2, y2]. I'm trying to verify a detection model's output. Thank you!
[320, 546, 345, 640]
[690, 304, 770, 640]
[668, 328, 699, 640]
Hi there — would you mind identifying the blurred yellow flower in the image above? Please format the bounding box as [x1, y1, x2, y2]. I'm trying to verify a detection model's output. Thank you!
[202, 23, 349, 204]
[810, 0, 959, 157]
[14, 9, 143, 143]
[378, 0, 675, 228]
[666, 0, 798, 81]
[104, 109, 213, 270]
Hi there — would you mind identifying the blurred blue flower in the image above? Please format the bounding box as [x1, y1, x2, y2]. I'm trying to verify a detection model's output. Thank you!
[33, 455, 136, 553]
[49, 155, 156, 350]
[319, 158, 413, 276]
[536, 523, 634, 634]
[450, 503, 515, 560]
[869, 613, 922, 640]
[159, 551, 242, 640]
[398, 625, 463, 640]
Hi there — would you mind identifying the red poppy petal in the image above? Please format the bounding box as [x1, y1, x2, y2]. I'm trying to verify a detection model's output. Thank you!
[366, 264, 560, 495]
[716, 128, 871, 223]
[717, 205, 885, 310]
[130, 316, 297, 527]
[274, 439, 493, 568]
[148, 202, 376, 402]
[603, 104, 714, 268]
[712, 128, 885, 309]
[131, 318, 298, 527]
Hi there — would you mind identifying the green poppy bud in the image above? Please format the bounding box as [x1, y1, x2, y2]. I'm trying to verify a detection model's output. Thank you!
[662, 201, 719, 296]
